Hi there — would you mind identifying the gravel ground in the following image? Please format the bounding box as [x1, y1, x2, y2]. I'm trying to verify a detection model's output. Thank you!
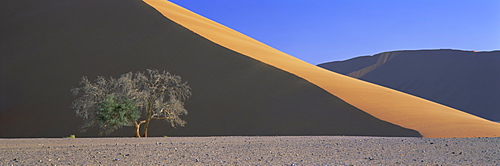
[1, 136, 499, 165]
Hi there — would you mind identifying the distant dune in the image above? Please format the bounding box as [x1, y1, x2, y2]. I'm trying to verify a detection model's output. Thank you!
[318, 49, 500, 121]
[1, 0, 499, 138]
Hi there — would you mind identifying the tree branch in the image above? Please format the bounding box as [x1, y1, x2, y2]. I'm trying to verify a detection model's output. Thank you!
[152, 117, 171, 120]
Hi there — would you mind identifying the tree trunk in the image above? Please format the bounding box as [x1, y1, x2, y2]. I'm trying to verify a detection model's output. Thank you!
[134, 120, 146, 138]
[143, 119, 151, 137]
[134, 122, 141, 138]
[143, 110, 152, 137]
[143, 99, 154, 137]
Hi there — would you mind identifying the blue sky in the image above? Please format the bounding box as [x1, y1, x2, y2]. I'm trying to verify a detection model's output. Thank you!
[169, 0, 500, 65]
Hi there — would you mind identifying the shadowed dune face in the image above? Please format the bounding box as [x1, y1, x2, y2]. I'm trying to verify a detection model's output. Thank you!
[319, 50, 500, 121]
[0, 0, 420, 137]
[143, 0, 500, 138]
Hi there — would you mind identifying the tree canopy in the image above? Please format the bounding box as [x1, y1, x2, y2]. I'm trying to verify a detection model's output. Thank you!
[71, 69, 191, 137]
[97, 94, 140, 135]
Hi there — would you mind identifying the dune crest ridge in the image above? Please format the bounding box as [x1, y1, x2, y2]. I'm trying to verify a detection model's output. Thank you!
[347, 52, 397, 78]
[0, 0, 420, 137]
[143, 0, 500, 138]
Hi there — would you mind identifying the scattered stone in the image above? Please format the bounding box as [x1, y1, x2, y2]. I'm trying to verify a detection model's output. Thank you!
[1, 136, 499, 165]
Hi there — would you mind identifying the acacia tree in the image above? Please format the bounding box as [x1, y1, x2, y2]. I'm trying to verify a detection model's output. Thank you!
[71, 69, 191, 137]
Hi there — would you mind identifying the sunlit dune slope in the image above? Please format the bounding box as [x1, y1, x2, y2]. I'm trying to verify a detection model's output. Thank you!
[0, 0, 418, 137]
[144, 0, 500, 138]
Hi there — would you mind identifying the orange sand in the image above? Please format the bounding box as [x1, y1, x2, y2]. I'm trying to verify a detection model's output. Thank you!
[142, 0, 500, 138]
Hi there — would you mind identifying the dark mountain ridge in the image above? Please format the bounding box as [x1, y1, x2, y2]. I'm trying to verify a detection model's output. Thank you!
[319, 49, 500, 121]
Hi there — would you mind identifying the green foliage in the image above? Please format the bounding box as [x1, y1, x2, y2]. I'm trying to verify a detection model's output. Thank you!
[64, 135, 76, 138]
[97, 95, 140, 134]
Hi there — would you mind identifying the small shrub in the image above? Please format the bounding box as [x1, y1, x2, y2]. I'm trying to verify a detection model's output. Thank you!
[64, 134, 76, 138]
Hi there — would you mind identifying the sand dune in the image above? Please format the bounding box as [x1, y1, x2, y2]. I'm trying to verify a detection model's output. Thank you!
[0, 0, 417, 138]
[143, 0, 500, 138]
[319, 50, 500, 121]
[1, 0, 499, 138]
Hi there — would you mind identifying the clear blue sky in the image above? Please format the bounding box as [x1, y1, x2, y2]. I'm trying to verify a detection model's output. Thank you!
[169, 0, 500, 65]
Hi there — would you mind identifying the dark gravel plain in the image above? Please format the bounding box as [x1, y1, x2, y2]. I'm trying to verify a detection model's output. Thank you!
[1, 136, 499, 165]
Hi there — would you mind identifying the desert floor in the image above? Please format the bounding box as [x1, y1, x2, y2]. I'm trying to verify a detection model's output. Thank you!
[1, 136, 499, 165]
